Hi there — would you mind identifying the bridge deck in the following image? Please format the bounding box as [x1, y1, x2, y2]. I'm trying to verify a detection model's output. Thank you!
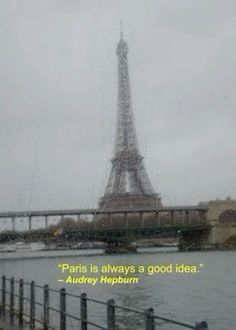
[0, 205, 208, 218]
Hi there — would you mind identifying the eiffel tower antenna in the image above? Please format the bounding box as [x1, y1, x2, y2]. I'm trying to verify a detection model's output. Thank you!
[120, 21, 123, 39]
[99, 32, 161, 210]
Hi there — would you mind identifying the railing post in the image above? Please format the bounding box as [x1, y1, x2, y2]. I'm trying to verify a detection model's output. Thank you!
[199, 211, 206, 225]
[124, 212, 128, 229]
[145, 308, 155, 330]
[30, 281, 35, 330]
[170, 211, 174, 226]
[140, 212, 144, 227]
[43, 284, 49, 330]
[29, 216, 32, 231]
[155, 212, 159, 227]
[10, 277, 14, 324]
[80, 293, 87, 330]
[107, 298, 115, 330]
[185, 211, 189, 225]
[108, 213, 112, 229]
[60, 288, 66, 330]
[1, 275, 6, 316]
[45, 215, 48, 229]
[93, 217, 96, 230]
[19, 279, 24, 327]
[195, 321, 209, 330]
[12, 217, 16, 231]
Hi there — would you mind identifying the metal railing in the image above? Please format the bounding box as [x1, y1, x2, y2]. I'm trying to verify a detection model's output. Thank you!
[0, 276, 209, 330]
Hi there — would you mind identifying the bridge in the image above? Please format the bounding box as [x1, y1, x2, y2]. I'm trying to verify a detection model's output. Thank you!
[0, 205, 210, 252]
[0, 205, 208, 229]
[0, 198, 236, 252]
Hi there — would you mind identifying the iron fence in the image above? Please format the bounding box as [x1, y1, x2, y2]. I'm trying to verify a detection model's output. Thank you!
[0, 276, 208, 330]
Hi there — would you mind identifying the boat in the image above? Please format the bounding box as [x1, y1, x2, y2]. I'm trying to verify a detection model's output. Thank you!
[0, 244, 16, 253]
[30, 242, 46, 251]
[15, 241, 32, 251]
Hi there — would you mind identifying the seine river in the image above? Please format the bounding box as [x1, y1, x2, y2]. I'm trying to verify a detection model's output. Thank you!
[0, 249, 235, 330]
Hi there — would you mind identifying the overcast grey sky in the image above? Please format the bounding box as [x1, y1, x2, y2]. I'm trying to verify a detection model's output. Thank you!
[0, 0, 235, 212]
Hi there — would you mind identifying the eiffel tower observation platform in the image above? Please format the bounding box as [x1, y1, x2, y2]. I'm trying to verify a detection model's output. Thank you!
[99, 28, 161, 211]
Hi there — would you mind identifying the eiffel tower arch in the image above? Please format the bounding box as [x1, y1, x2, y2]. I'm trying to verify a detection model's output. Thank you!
[99, 30, 161, 210]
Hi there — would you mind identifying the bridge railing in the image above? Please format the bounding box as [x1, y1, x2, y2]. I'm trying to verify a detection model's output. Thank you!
[0, 275, 209, 330]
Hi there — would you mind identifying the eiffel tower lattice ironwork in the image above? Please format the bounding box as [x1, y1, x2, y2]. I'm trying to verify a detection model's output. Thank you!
[99, 30, 161, 210]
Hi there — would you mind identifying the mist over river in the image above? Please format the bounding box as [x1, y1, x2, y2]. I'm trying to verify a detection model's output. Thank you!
[0, 249, 235, 330]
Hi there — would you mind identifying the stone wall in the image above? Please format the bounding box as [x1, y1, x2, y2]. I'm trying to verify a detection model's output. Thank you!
[205, 198, 236, 245]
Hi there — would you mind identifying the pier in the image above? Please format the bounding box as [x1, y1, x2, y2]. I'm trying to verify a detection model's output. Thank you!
[0, 275, 209, 329]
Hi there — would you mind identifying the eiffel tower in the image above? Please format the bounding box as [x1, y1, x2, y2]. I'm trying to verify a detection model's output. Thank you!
[99, 29, 161, 210]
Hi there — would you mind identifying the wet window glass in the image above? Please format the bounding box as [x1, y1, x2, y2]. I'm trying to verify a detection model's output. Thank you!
[0, 1, 235, 329]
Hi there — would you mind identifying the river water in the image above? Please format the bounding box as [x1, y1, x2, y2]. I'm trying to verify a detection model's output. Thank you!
[0, 249, 235, 330]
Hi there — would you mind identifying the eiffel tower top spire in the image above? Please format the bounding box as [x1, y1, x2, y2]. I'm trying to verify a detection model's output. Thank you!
[115, 26, 138, 155]
[120, 21, 123, 40]
[99, 32, 161, 210]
